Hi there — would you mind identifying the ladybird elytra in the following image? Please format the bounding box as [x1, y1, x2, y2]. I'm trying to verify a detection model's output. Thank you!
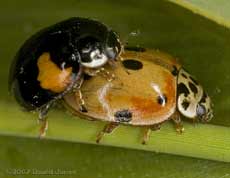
[63, 48, 180, 125]
[63, 47, 213, 143]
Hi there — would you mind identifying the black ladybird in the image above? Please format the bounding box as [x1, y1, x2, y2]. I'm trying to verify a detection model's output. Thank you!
[9, 17, 121, 137]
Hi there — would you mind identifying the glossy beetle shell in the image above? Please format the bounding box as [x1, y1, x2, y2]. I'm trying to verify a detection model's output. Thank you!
[64, 48, 182, 125]
[9, 17, 121, 111]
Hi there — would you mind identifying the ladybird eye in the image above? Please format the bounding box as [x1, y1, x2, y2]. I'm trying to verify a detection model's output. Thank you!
[122, 59, 143, 70]
[197, 104, 206, 117]
[105, 47, 117, 60]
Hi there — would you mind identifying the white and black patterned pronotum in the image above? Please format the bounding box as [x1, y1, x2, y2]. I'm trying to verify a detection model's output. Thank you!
[63, 47, 213, 144]
[177, 69, 213, 122]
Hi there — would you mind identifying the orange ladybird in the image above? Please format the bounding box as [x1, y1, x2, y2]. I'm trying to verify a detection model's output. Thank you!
[64, 47, 213, 144]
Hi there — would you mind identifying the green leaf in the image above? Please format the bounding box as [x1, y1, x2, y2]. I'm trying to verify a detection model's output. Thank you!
[1, 134, 230, 178]
[169, 0, 230, 28]
[1, 102, 230, 163]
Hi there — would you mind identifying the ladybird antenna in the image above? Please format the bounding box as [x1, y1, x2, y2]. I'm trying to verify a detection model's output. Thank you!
[117, 29, 142, 75]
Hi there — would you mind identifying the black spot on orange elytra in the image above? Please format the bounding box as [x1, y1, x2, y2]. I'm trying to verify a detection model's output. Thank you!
[157, 94, 167, 106]
[114, 109, 132, 122]
[122, 59, 143, 70]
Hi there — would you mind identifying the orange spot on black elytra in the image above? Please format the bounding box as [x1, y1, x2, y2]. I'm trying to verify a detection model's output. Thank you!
[37, 52, 72, 93]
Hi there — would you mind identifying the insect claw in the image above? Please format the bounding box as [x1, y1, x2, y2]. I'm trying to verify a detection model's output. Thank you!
[38, 118, 48, 138]
[79, 104, 88, 113]
[142, 127, 152, 145]
[96, 133, 103, 144]
[171, 111, 184, 134]
[175, 125, 184, 134]
[96, 122, 119, 143]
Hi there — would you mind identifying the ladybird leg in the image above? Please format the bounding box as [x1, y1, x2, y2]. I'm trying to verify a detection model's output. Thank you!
[75, 89, 88, 113]
[151, 123, 162, 131]
[96, 67, 116, 82]
[38, 104, 51, 138]
[192, 117, 199, 125]
[38, 118, 48, 138]
[96, 122, 119, 143]
[142, 127, 152, 145]
[171, 111, 184, 134]
[84, 67, 115, 82]
[141, 124, 161, 144]
[56, 74, 84, 100]
[117, 56, 130, 75]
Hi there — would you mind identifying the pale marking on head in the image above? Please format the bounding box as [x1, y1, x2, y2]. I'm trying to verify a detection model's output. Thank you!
[81, 49, 108, 68]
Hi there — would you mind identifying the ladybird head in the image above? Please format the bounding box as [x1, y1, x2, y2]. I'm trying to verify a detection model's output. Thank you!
[77, 31, 121, 69]
[177, 68, 213, 122]
[196, 92, 213, 122]
[76, 36, 109, 68]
